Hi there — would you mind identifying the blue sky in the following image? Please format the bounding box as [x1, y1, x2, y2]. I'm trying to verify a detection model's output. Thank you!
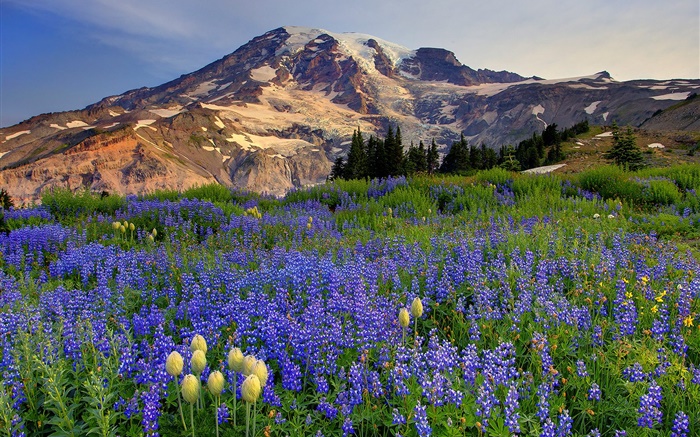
[2, 0, 698, 127]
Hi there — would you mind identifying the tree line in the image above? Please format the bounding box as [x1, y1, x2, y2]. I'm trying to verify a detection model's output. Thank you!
[331, 120, 590, 180]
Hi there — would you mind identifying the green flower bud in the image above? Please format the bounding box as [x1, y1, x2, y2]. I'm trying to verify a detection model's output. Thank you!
[398, 308, 410, 328]
[120, 225, 126, 233]
[129, 223, 135, 231]
[122, 220, 128, 228]
[190, 334, 207, 353]
[241, 374, 261, 403]
[411, 297, 423, 318]
[148, 235, 154, 242]
[152, 228, 157, 237]
[242, 354, 256, 376]
[181, 374, 200, 404]
[252, 360, 268, 387]
[228, 347, 244, 372]
[191, 349, 206, 375]
[207, 370, 225, 396]
[165, 351, 184, 377]
[112, 221, 120, 230]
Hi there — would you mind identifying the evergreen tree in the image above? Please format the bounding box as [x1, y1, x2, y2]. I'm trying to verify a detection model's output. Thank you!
[416, 141, 428, 173]
[481, 144, 498, 169]
[469, 144, 483, 170]
[345, 128, 367, 179]
[384, 125, 404, 176]
[440, 134, 470, 174]
[499, 145, 521, 171]
[604, 123, 645, 170]
[369, 136, 386, 178]
[330, 157, 346, 180]
[542, 123, 559, 147]
[405, 141, 428, 174]
[427, 140, 440, 174]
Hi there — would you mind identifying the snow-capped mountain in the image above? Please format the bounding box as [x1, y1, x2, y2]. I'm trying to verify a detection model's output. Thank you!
[1, 26, 698, 203]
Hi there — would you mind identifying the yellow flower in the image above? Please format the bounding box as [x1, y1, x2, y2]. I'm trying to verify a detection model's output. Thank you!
[625, 291, 633, 299]
[241, 374, 261, 403]
[641, 276, 649, 285]
[181, 374, 200, 404]
[650, 305, 658, 314]
[683, 315, 694, 327]
[622, 278, 629, 284]
[411, 297, 423, 318]
[165, 351, 184, 377]
[228, 348, 244, 372]
[208, 370, 225, 396]
[398, 308, 410, 328]
[655, 291, 666, 303]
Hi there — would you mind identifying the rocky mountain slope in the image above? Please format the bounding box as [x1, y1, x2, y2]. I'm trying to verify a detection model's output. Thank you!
[1, 26, 698, 203]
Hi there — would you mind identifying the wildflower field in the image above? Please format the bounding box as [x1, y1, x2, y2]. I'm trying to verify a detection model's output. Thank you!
[1, 164, 699, 437]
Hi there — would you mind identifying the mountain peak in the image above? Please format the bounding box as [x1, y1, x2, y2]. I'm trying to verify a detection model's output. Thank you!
[1, 26, 697, 204]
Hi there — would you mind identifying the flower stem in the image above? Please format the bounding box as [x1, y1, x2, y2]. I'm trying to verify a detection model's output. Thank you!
[215, 395, 220, 437]
[233, 372, 237, 427]
[246, 402, 251, 437]
[190, 403, 195, 437]
[175, 376, 187, 431]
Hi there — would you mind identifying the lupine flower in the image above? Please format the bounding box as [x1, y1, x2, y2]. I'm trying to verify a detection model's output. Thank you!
[217, 403, 230, 425]
[413, 402, 431, 437]
[341, 417, 355, 436]
[588, 383, 601, 401]
[671, 411, 689, 437]
[638, 380, 663, 428]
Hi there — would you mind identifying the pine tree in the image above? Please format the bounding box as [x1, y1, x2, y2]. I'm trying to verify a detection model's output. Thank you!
[330, 157, 346, 180]
[369, 136, 386, 178]
[427, 140, 440, 174]
[469, 144, 483, 170]
[345, 128, 367, 179]
[604, 123, 645, 171]
[440, 134, 470, 174]
[384, 125, 404, 176]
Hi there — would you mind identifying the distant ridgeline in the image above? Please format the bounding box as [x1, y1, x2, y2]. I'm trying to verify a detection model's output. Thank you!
[331, 120, 590, 179]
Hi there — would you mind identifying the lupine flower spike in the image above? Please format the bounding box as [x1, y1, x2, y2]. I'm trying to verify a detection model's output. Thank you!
[181, 374, 200, 437]
[166, 351, 187, 431]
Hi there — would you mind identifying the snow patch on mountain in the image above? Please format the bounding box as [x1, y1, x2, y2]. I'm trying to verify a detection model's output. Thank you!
[250, 65, 278, 82]
[281, 26, 415, 74]
[652, 92, 690, 101]
[532, 104, 547, 128]
[135, 120, 157, 131]
[66, 120, 89, 128]
[150, 107, 184, 118]
[6, 130, 30, 140]
[585, 101, 601, 114]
